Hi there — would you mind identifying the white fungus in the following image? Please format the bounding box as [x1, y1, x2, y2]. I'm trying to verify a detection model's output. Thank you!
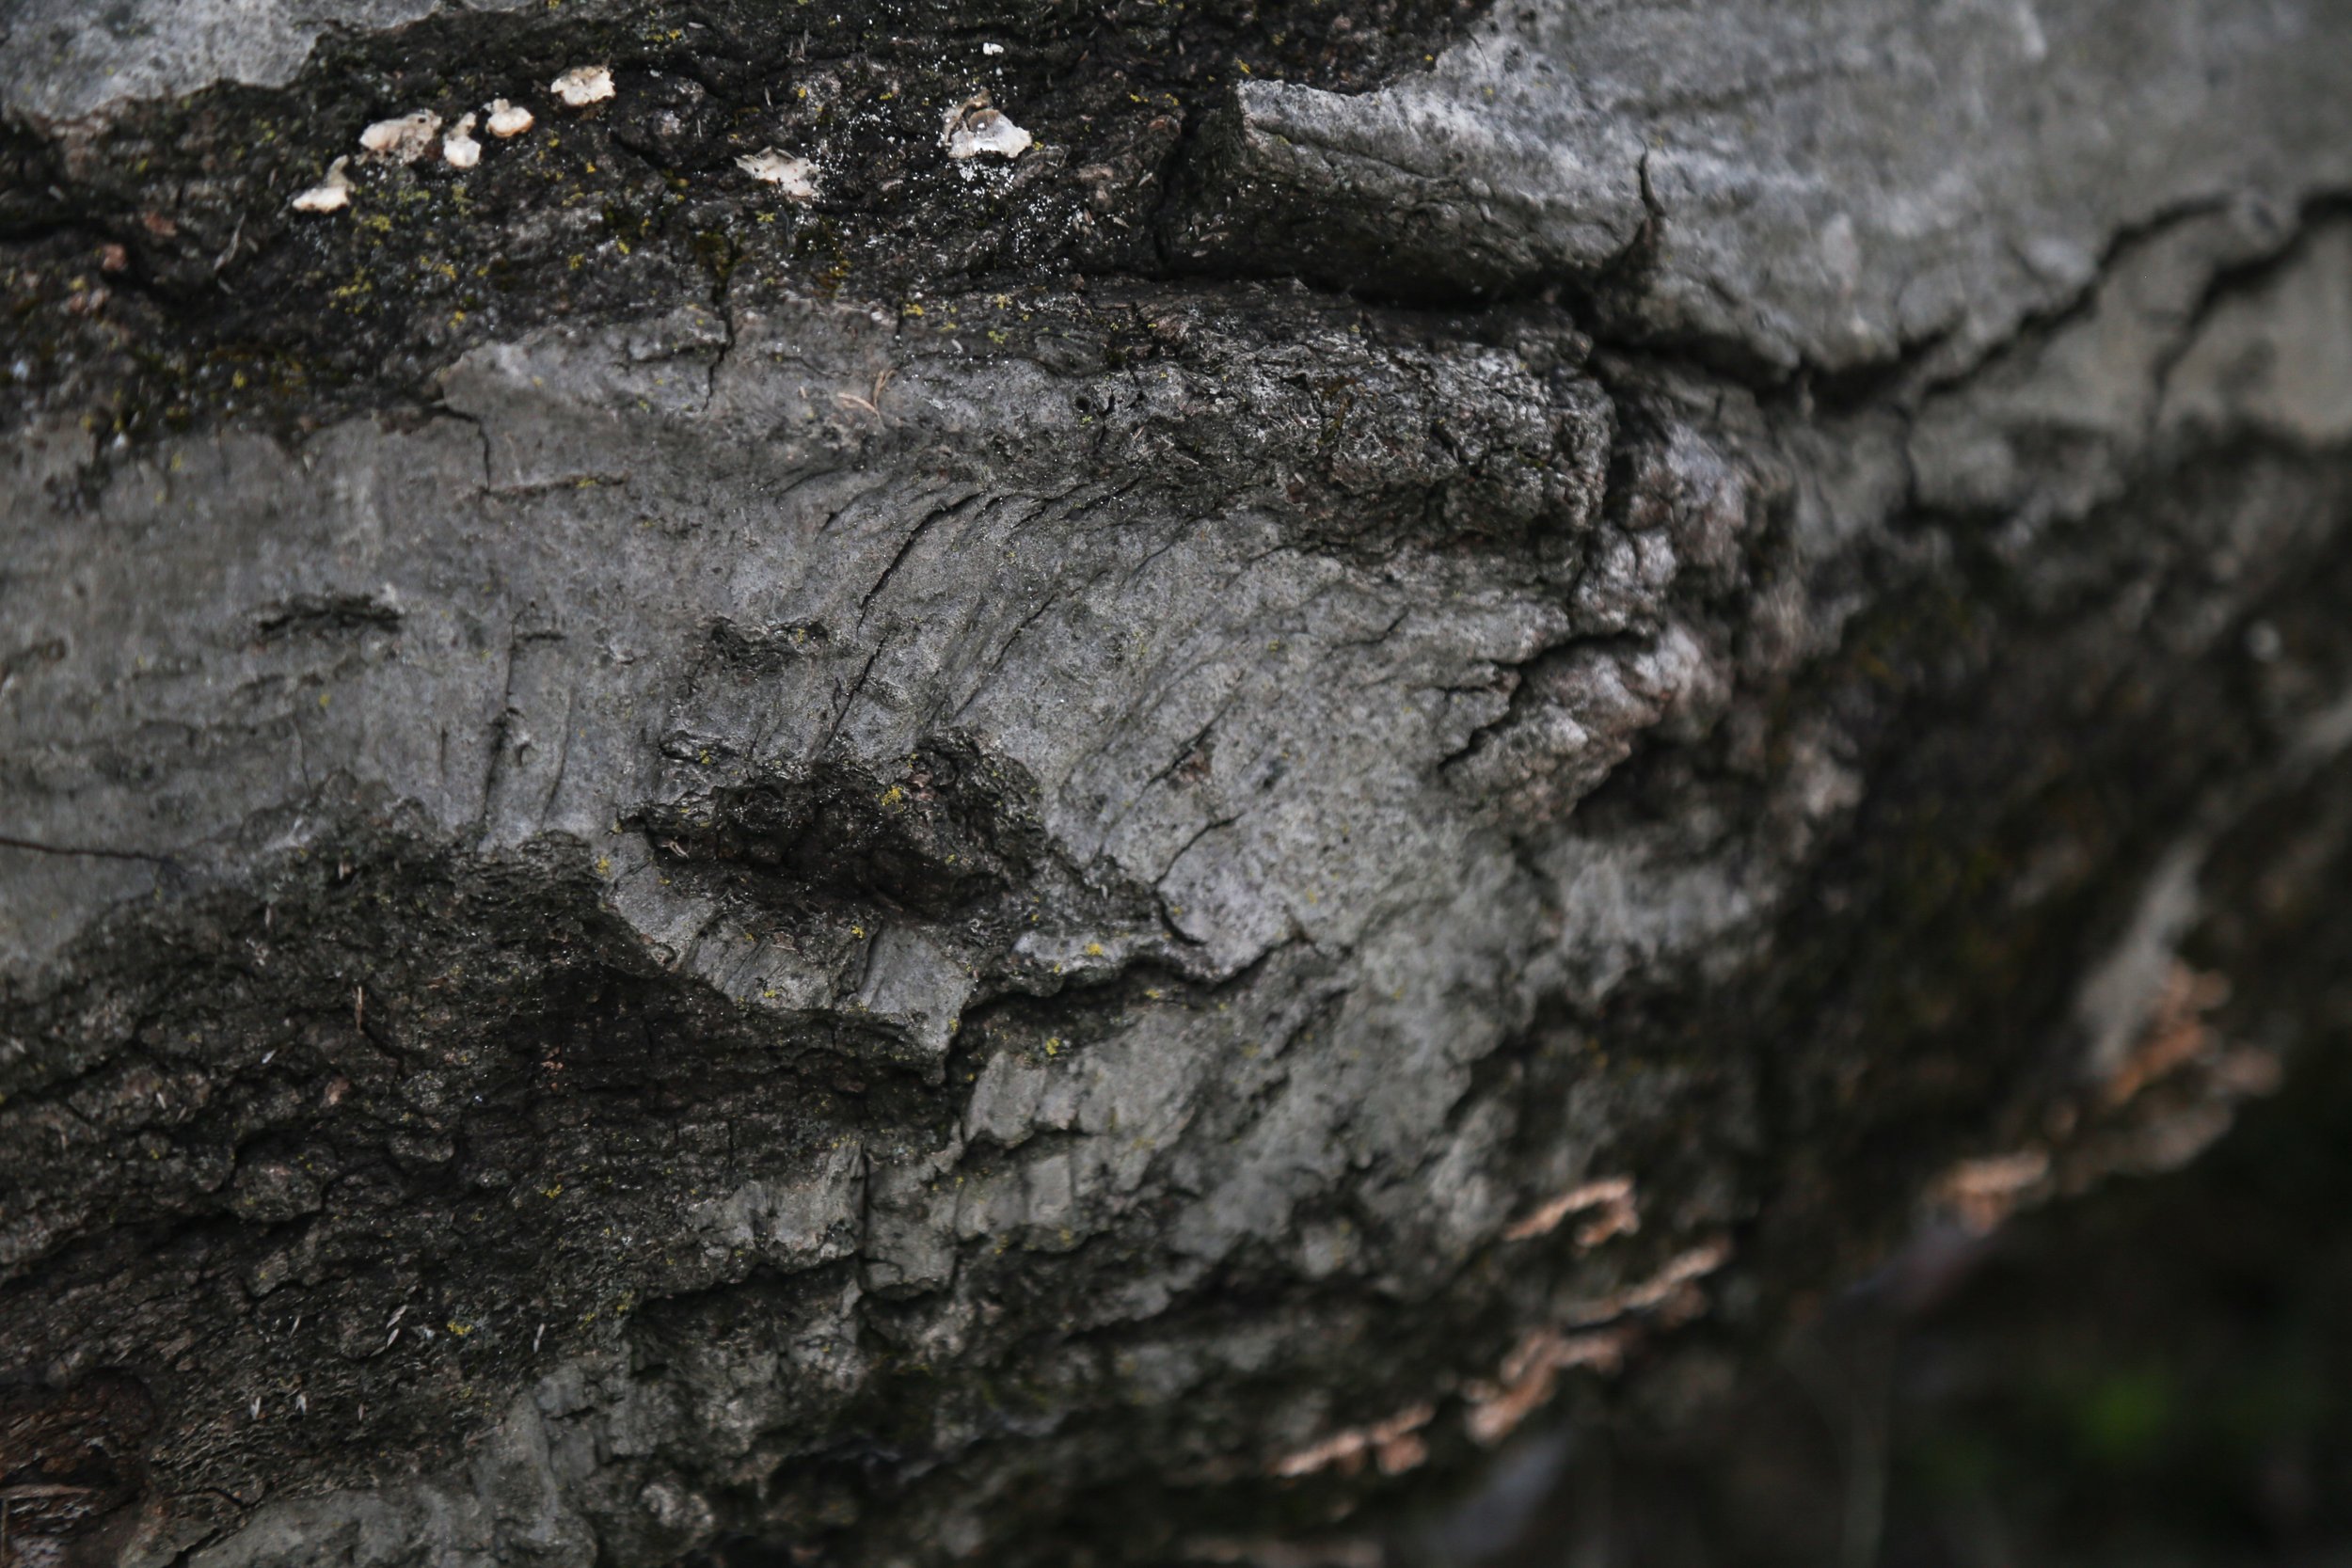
[290, 156, 353, 213]
[550, 66, 615, 108]
[485, 98, 535, 138]
[941, 92, 1032, 161]
[358, 110, 442, 164]
[737, 148, 818, 200]
[442, 112, 482, 169]
[981, 41, 1006, 55]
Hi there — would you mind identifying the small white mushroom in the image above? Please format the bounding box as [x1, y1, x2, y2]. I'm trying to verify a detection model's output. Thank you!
[442, 112, 481, 169]
[485, 98, 535, 138]
[981, 41, 1006, 55]
[358, 110, 442, 164]
[550, 65, 615, 108]
[290, 157, 353, 214]
[941, 92, 1032, 161]
[737, 148, 818, 200]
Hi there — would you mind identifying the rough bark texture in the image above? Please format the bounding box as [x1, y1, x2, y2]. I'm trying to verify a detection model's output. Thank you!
[3, 1, 2351, 1564]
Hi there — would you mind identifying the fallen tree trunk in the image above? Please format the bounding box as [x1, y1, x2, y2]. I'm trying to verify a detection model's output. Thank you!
[4, 1, 2351, 1563]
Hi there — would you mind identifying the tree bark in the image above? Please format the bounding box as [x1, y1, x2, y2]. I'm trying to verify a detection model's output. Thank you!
[4, 1, 2351, 1564]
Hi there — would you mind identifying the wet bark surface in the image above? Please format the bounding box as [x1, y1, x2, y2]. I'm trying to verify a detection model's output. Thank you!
[4, 1, 2352, 1564]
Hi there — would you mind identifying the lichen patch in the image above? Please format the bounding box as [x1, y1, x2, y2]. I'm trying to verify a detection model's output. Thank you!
[1464, 1327, 1634, 1446]
[737, 148, 818, 201]
[1272, 1402, 1436, 1479]
[442, 113, 481, 170]
[289, 156, 352, 214]
[1502, 1175, 1639, 1244]
[550, 66, 614, 108]
[358, 111, 442, 164]
[484, 98, 534, 138]
[941, 92, 1032, 161]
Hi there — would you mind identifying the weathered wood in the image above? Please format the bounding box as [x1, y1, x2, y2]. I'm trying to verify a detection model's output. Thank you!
[4, 1, 2351, 1562]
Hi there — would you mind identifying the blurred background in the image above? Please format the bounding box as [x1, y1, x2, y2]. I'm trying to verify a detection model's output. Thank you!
[1418, 955, 2352, 1568]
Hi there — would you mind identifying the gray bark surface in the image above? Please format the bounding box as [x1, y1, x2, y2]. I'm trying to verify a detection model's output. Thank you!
[4, 1, 2351, 1563]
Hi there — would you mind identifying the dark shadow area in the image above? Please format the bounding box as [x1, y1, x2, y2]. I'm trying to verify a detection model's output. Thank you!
[1454, 942, 2352, 1568]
